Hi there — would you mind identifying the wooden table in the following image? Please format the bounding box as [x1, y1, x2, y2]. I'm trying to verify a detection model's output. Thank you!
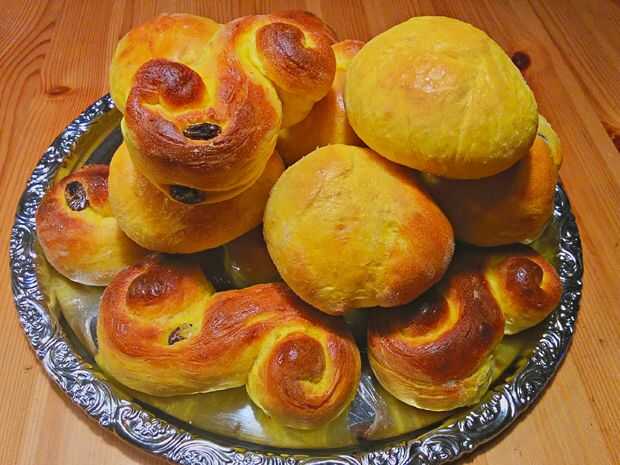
[1, 1, 618, 464]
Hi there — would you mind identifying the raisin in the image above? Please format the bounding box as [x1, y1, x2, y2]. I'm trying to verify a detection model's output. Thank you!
[169, 185, 206, 204]
[64, 181, 89, 211]
[183, 122, 221, 140]
[168, 323, 193, 345]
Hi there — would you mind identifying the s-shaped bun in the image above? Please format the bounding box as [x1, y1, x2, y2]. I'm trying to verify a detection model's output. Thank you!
[96, 256, 360, 429]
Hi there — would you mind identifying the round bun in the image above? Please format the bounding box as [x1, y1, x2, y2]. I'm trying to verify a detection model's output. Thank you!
[264, 144, 454, 315]
[109, 13, 221, 113]
[36, 165, 148, 285]
[419, 119, 560, 246]
[346, 16, 538, 179]
[119, 11, 336, 203]
[108, 143, 284, 253]
[368, 250, 505, 411]
[483, 245, 562, 334]
[96, 255, 360, 429]
[277, 40, 365, 165]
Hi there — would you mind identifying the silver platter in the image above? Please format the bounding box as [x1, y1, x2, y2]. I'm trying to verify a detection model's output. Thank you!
[9, 94, 583, 465]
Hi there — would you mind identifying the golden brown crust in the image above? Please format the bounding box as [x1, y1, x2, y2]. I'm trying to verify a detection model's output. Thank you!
[368, 245, 562, 410]
[256, 20, 335, 97]
[96, 256, 360, 429]
[35, 165, 148, 286]
[419, 132, 558, 246]
[116, 11, 335, 201]
[108, 143, 284, 254]
[272, 10, 338, 44]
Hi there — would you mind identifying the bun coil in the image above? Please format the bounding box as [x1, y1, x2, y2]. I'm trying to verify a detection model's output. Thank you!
[368, 245, 561, 410]
[96, 256, 361, 429]
[113, 11, 336, 203]
[35, 165, 148, 285]
[482, 245, 562, 334]
[109, 13, 221, 114]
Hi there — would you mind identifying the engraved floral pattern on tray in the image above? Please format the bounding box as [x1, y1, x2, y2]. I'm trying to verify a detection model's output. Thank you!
[9, 95, 583, 465]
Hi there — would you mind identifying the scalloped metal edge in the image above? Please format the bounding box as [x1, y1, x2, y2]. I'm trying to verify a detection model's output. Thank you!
[9, 94, 583, 465]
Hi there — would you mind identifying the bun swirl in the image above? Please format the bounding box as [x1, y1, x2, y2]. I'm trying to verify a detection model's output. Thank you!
[109, 13, 221, 114]
[96, 256, 360, 429]
[368, 245, 561, 410]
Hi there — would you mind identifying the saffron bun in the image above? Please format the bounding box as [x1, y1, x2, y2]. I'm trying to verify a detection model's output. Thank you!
[419, 117, 560, 246]
[345, 16, 538, 179]
[36, 165, 148, 285]
[114, 11, 336, 203]
[263, 144, 454, 315]
[368, 244, 561, 411]
[222, 228, 280, 288]
[368, 249, 505, 411]
[277, 40, 365, 165]
[96, 255, 361, 429]
[481, 244, 562, 334]
[108, 143, 284, 254]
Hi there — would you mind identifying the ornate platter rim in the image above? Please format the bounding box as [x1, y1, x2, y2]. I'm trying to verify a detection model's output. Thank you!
[9, 94, 583, 465]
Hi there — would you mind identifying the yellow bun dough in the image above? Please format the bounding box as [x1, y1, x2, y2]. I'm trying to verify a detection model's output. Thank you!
[109, 143, 284, 253]
[36, 165, 148, 285]
[277, 40, 365, 165]
[264, 144, 454, 315]
[345, 16, 538, 179]
[419, 116, 560, 246]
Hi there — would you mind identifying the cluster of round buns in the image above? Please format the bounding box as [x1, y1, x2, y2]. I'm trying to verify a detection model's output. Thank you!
[36, 12, 564, 429]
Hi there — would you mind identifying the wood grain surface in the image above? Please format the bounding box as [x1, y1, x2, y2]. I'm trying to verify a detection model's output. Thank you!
[1, 1, 619, 464]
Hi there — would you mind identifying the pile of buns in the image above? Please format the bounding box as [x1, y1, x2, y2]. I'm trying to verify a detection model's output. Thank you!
[36, 12, 563, 430]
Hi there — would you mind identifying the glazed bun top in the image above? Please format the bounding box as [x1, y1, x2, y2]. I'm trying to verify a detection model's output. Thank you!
[346, 16, 538, 179]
